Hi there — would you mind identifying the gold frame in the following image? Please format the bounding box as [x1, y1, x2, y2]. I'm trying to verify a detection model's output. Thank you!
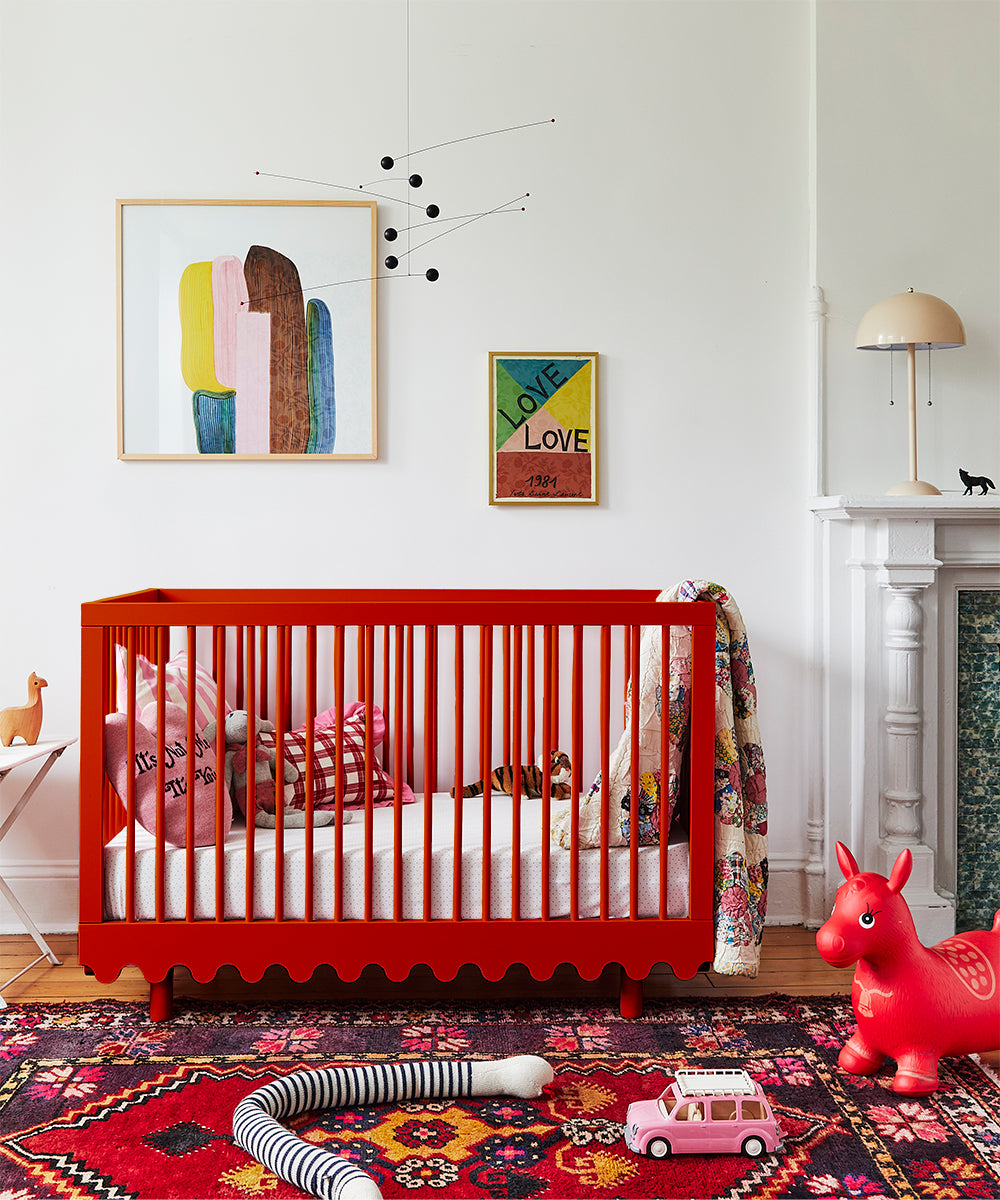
[117, 198, 377, 460]
[488, 351, 599, 505]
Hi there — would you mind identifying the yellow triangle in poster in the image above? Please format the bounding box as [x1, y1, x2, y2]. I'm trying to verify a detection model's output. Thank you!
[546, 363, 592, 434]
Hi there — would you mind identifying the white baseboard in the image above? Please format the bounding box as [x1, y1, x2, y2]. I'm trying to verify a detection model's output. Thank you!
[0, 861, 78, 934]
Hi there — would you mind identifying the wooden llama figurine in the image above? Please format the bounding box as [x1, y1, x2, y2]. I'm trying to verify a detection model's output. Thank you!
[0, 672, 47, 747]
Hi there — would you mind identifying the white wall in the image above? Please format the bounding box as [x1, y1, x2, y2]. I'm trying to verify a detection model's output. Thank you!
[817, 0, 1000, 496]
[1, 0, 994, 936]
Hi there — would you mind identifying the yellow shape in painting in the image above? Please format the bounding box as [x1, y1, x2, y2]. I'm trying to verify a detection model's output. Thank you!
[179, 261, 224, 393]
[545, 363, 592, 439]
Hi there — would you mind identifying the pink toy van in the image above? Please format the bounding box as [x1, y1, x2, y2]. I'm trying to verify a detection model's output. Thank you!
[624, 1069, 784, 1159]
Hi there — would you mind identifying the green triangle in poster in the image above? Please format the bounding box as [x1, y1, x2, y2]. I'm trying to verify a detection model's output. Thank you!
[494, 362, 531, 450]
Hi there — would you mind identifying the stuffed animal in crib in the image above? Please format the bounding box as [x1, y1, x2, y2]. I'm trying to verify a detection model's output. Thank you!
[204, 711, 335, 828]
[451, 750, 572, 800]
[816, 842, 1000, 1095]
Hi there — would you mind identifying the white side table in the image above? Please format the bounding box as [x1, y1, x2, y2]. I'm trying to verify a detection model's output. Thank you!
[0, 737, 75, 1006]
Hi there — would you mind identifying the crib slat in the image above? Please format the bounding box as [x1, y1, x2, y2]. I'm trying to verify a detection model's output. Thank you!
[274, 625, 288, 922]
[690, 620, 716, 923]
[599, 624, 610, 920]
[659, 623, 670, 920]
[570, 625, 583, 922]
[480, 625, 492, 922]
[393, 625, 404, 922]
[185, 627, 197, 922]
[452, 627, 464, 922]
[541, 624, 552, 922]
[526, 625, 535, 763]
[382, 625, 390, 769]
[305, 625, 317, 923]
[405, 625, 415, 786]
[245, 626, 257, 921]
[334, 625, 345, 922]
[125, 632, 137, 924]
[511, 624, 522, 921]
[214, 626, 227, 922]
[364, 625, 375, 923]
[422, 626, 435, 919]
[154, 627, 167, 925]
[629, 624, 640, 920]
[501, 625, 511, 763]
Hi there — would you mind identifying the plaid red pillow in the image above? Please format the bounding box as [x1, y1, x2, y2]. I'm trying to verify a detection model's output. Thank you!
[258, 713, 408, 810]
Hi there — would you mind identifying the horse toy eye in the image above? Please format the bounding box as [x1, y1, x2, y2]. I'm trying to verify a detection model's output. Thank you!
[859, 911, 876, 928]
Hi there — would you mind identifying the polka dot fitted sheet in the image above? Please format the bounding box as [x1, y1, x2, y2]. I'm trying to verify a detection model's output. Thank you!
[103, 793, 690, 922]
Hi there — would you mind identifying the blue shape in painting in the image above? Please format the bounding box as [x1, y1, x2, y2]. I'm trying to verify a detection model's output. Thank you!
[306, 299, 336, 453]
[193, 390, 236, 453]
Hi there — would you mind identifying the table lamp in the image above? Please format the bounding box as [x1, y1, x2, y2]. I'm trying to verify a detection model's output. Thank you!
[856, 288, 965, 496]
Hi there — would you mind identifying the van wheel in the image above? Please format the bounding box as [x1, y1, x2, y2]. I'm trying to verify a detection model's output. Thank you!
[742, 1136, 766, 1158]
[647, 1138, 671, 1159]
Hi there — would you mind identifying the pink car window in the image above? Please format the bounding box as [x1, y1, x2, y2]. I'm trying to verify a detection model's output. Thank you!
[675, 1102, 705, 1122]
[711, 1100, 738, 1120]
[741, 1099, 768, 1121]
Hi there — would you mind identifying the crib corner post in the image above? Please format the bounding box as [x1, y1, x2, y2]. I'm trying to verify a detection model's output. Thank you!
[149, 970, 174, 1022]
[619, 970, 643, 1019]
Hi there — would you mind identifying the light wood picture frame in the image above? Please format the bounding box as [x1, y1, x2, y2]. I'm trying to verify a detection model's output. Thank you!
[117, 199, 377, 460]
[489, 351, 598, 504]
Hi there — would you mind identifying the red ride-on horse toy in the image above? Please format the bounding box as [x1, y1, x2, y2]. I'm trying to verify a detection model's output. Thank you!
[817, 842, 1000, 1096]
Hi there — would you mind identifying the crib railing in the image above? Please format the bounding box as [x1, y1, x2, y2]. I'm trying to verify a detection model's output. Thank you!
[80, 589, 717, 1018]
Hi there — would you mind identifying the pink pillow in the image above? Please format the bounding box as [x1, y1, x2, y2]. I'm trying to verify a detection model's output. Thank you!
[259, 708, 414, 810]
[104, 701, 232, 846]
[115, 646, 228, 732]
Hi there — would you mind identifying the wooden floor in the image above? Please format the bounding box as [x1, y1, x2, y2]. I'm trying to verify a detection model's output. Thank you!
[1, 927, 851, 1011]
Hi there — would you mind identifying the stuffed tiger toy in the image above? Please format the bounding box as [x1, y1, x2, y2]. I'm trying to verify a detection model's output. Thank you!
[451, 750, 572, 800]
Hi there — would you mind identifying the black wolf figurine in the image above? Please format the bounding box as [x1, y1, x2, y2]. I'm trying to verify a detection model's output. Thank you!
[960, 467, 996, 496]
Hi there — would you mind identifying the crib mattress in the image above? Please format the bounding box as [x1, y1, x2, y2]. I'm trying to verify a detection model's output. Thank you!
[103, 793, 690, 922]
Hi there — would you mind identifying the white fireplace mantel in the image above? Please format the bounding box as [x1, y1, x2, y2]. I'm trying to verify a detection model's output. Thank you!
[809, 494, 1000, 941]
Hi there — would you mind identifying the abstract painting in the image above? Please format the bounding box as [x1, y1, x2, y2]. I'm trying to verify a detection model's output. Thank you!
[489, 352, 598, 504]
[118, 200, 376, 459]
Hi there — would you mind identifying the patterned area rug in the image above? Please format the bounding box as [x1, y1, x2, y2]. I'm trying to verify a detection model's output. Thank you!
[0, 995, 997, 1199]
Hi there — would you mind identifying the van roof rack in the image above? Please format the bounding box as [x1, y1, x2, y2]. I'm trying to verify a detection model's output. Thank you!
[675, 1069, 756, 1097]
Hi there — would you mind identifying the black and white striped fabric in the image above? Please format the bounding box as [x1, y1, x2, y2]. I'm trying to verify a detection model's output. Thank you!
[233, 1061, 474, 1200]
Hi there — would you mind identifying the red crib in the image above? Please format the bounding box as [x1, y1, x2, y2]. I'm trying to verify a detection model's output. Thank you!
[79, 589, 717, 1020]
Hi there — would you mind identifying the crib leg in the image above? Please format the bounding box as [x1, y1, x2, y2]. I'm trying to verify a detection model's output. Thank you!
[149, 970, 174, 1022]
[619, 970, 643, 1019]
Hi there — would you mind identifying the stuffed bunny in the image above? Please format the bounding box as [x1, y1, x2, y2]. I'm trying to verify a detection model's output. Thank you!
[203, 711, 336, 828]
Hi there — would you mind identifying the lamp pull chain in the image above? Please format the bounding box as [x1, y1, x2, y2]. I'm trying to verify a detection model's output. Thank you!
[927, 345, 932, 405]
[889, 349, 894, 405]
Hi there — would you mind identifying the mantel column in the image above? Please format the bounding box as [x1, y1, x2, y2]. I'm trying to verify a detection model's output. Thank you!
[882, 585, 925, 841]
[873, 518, 951, 939]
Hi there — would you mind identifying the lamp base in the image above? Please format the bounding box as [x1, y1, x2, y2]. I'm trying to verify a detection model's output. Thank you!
[886, 479, 942, 496]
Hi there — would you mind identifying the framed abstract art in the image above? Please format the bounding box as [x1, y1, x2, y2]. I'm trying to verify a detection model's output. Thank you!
[117, 199, 377, 459]
[489, 351, 598, 504]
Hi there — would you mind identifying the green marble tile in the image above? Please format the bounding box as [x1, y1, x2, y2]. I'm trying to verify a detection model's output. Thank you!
[956, 590, 1000, 932]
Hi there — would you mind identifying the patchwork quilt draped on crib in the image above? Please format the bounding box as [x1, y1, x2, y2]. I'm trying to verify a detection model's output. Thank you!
[551, 579, 767, 975]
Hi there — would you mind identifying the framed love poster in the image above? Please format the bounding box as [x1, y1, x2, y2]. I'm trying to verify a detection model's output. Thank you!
[489, 352, 598, 505]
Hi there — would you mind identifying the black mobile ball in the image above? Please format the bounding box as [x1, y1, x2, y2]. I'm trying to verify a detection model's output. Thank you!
[384, 227, 398, 242]
[409, 173, 422, 187]
[425, 268, 439, 282]
[425, 204, 440, 219]
[380, 156, 394, 170]
[385, 255, 399, 270]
